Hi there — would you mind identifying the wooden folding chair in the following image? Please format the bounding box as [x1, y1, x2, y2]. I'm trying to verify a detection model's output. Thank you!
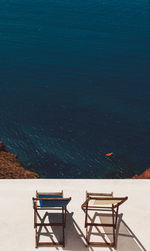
[81, 192, 128, 248]
[32, 191, 71, 248]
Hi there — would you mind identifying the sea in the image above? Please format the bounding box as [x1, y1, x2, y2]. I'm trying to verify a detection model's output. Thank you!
[0, 0, 150, 178]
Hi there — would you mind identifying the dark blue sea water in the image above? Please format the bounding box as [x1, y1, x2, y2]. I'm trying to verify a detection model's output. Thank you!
[0, 0, 150, 178]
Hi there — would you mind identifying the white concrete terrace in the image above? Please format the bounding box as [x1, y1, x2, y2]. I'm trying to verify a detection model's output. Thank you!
[0, 179, 149, 251]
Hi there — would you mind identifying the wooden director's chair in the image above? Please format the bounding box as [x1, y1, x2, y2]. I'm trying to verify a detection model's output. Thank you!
[81, 192, 128, 248]
[32, 191, 71, 248]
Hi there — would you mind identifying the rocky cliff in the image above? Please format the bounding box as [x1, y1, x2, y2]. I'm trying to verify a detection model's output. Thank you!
[0, 142, 39, 178]
[132, 168, 150, 179]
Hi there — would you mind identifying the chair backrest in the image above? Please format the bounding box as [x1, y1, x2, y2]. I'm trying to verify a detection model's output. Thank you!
[86, 191, 113, 199]
[82, 192, 128, 209]
[38, 194, 63, 207]
[33, 191, 71, 208]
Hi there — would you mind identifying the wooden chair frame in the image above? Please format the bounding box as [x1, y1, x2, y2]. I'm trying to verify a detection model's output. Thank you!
[32, 191, 71, 248]
[81, 192, 128, 248]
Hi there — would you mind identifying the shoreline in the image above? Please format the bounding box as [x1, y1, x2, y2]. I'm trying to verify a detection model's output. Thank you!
[0, 141, 39, 179]
[132, 167, 150, 179]
[0, 141, 150, 179]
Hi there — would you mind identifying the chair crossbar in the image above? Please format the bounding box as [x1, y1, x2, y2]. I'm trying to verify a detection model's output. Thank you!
[38, 242, 63, 247]
[86, 223, 114, 227]
[88, 242, 115, 247]
[35, 223, 64, 227]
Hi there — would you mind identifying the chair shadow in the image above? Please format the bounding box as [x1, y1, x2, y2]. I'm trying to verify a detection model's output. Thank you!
[86, 212, 115, 251]
[87, 212, 147, 251]
[115, 214, 147, 251]
[37, 211, 61, 246]
[64, 212, 94, 251]
[36, 210, 94, 251]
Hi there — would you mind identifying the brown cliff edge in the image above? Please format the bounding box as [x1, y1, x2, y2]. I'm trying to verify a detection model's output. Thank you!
[0, 142, 39, 179]
[132, 168, 150, 179]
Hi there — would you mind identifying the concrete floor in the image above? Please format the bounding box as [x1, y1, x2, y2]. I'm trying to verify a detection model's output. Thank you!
[0, 179, 149, 251]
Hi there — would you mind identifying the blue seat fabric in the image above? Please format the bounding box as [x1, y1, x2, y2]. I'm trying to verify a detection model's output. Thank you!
[38, 194, 69, 208]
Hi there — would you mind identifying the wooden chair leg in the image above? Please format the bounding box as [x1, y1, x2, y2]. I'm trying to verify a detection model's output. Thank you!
[35, 226, 38, 248]
[86, 225, 89, 246]
[64, 206, 67, 226]
[62, 207, 65, 247]
[34, 209, 38, 248]
[115, 206, 119, 229]
[112, 205, 116, 247]
[62, 225, 65, 247]
[34, 209, 36, 228]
